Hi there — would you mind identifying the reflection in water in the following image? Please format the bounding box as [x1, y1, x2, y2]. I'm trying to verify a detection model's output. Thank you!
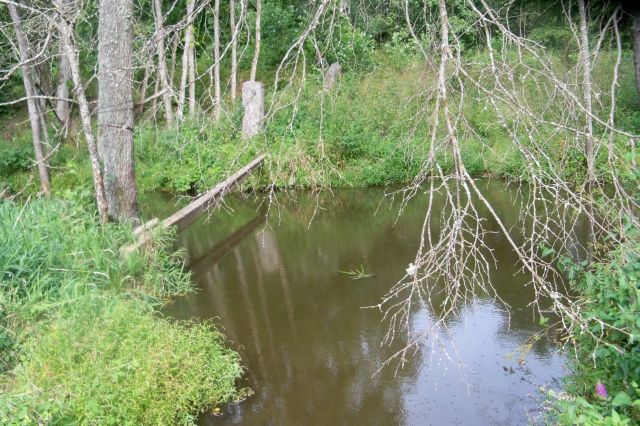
[147, 182, 568, 425]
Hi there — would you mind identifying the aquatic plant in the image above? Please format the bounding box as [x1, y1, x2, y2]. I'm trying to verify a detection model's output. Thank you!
[339, 265, 375, 280]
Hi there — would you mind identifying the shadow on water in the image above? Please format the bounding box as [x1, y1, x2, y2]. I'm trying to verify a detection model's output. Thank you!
[141, 180, 574, 426]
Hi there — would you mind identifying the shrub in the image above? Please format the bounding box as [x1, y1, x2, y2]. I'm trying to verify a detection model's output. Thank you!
[0, 143, 32, 177]
[553, 242, 640, 424]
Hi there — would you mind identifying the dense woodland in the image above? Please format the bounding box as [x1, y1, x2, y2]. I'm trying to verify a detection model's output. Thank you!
[1, 0, 640, 424]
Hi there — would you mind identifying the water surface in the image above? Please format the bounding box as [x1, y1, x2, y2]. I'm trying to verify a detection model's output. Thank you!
[143, 181, 568, 425]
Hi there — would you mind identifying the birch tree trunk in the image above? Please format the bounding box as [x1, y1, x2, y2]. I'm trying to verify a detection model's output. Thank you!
[578, 0, 595, 184]
[55, 53, 71, 126]
[250, 0, 261, 81]
[189, 45, 196, 115]
[54, 0, 72, 127]
[153, 0, 174, 125]
[230, 0, 237, 101]
[632, 7, 640, 98]
[213, 0, 222, 120]
[8, 2, 50, 195]
[55, 2, 108, 222]
[169, 35, 179, 85]
[98, 0, 140, 222]
[177, 0, 195, 121]
[151, 73, 160, 113]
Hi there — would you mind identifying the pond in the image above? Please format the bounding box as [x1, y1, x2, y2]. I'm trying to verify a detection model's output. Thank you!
[142, 180, 572, 425]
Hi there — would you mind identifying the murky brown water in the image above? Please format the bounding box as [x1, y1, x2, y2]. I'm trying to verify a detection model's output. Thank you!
[142, 181, 570, 425]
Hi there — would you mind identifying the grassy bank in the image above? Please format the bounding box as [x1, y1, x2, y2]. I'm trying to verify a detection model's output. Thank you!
[3, 51, 638, 197]
[0, 197, 243, 424]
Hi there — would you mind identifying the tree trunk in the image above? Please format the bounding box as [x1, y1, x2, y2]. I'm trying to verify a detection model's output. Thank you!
[189, 43, 196, 115]
[250, 0, 261, 81]
[53, 0, 72, 127]
[242, 80, 264, 138]
[55, 2, 108, 222]
[55, 53, 71, 127]
[632, 8, 640, 99]
[136, 59, 151, 116]
[169, 34, 179, 85]
[98, 0, 140, 223]
[578, 0, 595, 184]
[177, 0, 195, 121]
[153, 0, 174, 125]
[230, 0, 237, 101]
[8, 2, 50, 195]
[213, 0, 221, 120]
[152, 72, 160, 113]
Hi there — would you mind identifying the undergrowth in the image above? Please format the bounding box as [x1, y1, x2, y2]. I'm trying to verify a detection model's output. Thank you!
[550, 239, 640, 425]
[0, 197, 243, 424]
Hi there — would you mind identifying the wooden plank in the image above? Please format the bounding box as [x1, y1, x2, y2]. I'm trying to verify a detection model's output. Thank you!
[162, 154, 266, 231]
[133, 217, 159, 237]
[120, 154, 266, 258]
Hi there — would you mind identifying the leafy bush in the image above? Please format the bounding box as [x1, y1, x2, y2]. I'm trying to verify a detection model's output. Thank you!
[553, 243, 640, 424]
[0, 144, 32, 177]
[315, 17, 375, 71]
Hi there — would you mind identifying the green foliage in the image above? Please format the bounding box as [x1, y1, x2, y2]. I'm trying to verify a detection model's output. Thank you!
[0, 199, 242, 424]
[314, 17, 375, 71]
[0, 197, 190, 303]
[0, 144, 31, 177]
[553, 243, 640, 424]
[1, 296, 242, 425]
[136, 120, 260, 193]
[258, 2, 306, 70]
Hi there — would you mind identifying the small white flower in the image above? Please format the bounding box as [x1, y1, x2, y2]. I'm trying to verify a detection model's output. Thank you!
[406, 262, 418, 275]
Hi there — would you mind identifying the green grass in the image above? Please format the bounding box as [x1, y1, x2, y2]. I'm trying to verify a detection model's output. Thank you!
[3, 49, 638, 197]
[0, 197, 243, 424]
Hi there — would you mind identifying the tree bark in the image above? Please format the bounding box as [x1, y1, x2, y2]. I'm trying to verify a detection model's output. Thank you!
[151, 72, 160, 113]
[177, 0, 195, 121]
[213, 0, 221, 120]
[189, 44, 196, 115]
[98, 0, 140, 223]
[230, 0, 237, 101]
[632, 7, 640, 99]
[55, 53, 71, 127]
[250, 0, 261, 81]
[153, 0, 175, 125]
[55, 2, 108, 222]
[578, 0, 595, 184]
[8, 2, 50, 195]
[169, 34, 179, 85]
[136, 59, 151, 116]
[53, 0, 72, 127]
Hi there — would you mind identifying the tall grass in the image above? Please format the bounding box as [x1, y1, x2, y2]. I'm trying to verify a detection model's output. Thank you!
[4, 49, 638, 196]
[0, 198, 243, 424]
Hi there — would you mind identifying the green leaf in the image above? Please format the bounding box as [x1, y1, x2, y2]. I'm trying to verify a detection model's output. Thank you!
[541, 246, 554, 257]
[611, 392, 633, 407]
